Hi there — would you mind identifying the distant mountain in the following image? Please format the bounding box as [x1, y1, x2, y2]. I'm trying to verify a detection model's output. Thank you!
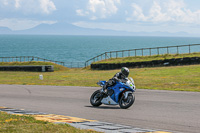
[15, 22, 134, 36]
[0, 22, 191, 37]
[0, 27, 13, 34]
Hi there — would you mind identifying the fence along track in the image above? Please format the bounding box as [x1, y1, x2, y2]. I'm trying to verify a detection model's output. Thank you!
[0, 44, 200, 68]
[85, 44, 200, 66]
[0, 56, 85, 68]
[0, 56, 64, 66]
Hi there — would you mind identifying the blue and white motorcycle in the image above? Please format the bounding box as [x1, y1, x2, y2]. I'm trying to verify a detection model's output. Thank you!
[90, 77, 136, 109]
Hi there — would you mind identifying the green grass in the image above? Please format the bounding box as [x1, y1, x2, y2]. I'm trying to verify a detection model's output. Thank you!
[93, 52, 200, 64]
[0, 62, 199, 91]
[0, 112, 98, 133]
[0, 61, 68, 71]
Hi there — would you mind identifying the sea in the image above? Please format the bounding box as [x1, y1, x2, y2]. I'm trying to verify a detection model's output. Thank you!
[0, 35, 200, 66]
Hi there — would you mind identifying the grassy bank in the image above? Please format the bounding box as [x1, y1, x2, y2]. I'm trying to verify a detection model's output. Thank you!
[0, 61, 68, 71]
[0, 62, 199, 91]
[93, 52, 200, 64]
[0, 112, 97, 133]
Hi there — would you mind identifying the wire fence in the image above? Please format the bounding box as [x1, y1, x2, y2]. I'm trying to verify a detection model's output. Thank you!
[85, 44, 200, 66]
[64, 62, 85, 68]
[0, 56, 84, 68]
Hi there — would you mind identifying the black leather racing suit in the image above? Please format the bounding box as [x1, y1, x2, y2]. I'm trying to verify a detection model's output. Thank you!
[103, 72, 127, 90]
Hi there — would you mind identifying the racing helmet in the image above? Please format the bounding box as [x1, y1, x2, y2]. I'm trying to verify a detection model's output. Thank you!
[121, 67, 129, 78]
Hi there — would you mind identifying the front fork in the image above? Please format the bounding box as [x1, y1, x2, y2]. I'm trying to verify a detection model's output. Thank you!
[123, 91, 133, 99]
[100, 88, 108, 97]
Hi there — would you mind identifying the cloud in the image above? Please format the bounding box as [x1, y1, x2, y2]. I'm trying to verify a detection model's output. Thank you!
[2, 0, 8, 5]
[39, 0, 56, 14]
[15, 0, 20, 8]
[0, 0, 56, 14]
[76, 0, 121, 20]
[126, 3, 148, 21]
[127, 0, 200, 25]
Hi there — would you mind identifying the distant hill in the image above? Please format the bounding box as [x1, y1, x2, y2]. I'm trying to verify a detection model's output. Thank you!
[15, 22, 130, 36]
[0, 22, 190, 37]
[0, 27, 13, 34]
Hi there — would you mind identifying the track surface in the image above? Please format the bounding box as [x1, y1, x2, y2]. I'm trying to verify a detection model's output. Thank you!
[0, 84, 199, 133]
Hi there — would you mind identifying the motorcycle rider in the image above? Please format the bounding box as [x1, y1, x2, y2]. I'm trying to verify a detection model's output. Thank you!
[102, 67, 130, 94]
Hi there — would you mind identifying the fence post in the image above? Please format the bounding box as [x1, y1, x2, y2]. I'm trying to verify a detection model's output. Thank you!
[149, 48, 151, 56]
[142, 49, 143, 56]
[122, 51, 124, 57]
[157, 48, 159, 55]
[177, 46, 179, 54]
[116, 52, 118, 58]
[135, 49, 137, 57]
[128, 50, 130, 57]
[167, 47, 169, 54]
[189, 45, 191, 54]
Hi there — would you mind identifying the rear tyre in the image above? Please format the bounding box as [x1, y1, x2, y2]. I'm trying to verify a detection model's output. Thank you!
[90, 90, 103, 107]
[119, 93, 135, 109]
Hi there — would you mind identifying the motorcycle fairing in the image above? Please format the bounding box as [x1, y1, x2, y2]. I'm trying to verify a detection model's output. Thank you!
[97, 81, 106, 86]
[107, 81, 134, 103]
[101, 96, 118, 105]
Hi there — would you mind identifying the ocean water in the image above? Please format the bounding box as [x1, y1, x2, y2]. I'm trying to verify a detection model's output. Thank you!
[0, 35, 200, 64]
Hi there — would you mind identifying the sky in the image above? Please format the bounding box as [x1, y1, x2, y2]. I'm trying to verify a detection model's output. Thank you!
[0, 0, 200, 35]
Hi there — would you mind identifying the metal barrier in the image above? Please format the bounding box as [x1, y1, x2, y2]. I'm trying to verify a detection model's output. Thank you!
[0, 56, 85, 68]
[64, 62, 85, 68]
[0, 56, 65, 66]
[85, 44, 200, 66]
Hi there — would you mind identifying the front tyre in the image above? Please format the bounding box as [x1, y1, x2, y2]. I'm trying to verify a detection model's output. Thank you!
[90, 90, 103, 107]
[119, 93, 135, 109]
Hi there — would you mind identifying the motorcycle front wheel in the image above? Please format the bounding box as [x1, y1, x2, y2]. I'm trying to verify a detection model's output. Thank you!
[90, 90, 103, 107]
[119, 93, 135, 109]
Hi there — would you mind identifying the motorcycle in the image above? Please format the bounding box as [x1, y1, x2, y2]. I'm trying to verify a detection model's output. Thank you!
[90, 77, 136, 109]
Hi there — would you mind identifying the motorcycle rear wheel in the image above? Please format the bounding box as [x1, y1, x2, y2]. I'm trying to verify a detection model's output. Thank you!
[119, 93, 135, 109]
[90, 90, 103, 107]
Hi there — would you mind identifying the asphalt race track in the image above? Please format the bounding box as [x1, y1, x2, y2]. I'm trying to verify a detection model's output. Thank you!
[0, 84, 200, 133]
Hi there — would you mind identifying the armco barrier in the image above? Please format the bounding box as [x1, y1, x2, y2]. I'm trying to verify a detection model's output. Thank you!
[0, 65, 54, 72]
[91, 57, 200, 70]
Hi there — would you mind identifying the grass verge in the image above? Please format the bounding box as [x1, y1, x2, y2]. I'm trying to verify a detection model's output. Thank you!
[0, 112, 98, 133]
[0, 62, 199, 91]
[0, 61, 68, 71]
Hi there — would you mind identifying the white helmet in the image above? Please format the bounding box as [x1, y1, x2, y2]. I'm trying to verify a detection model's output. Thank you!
[121, 67, 129, 78]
